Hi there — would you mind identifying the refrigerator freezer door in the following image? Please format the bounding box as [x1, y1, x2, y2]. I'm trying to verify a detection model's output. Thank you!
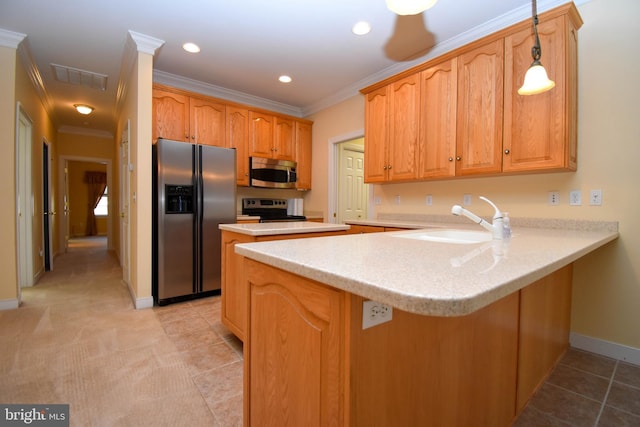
[157, 139, 196, 300]
[199, 145, 237, 292]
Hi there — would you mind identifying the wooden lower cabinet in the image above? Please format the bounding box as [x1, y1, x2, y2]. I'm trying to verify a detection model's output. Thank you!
[245, 260, 346, 427]
[221, 230, 347, 342]
[243, 260, 573, 426]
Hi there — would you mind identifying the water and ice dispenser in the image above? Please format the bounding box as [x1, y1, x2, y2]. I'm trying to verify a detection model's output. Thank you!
[165, 185, 194, 214]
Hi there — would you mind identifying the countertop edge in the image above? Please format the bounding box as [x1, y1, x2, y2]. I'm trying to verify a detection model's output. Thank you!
[235, 227, 619, 317]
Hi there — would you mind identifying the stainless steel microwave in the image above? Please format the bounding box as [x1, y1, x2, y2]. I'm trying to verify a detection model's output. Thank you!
[250, 157, 297, 189]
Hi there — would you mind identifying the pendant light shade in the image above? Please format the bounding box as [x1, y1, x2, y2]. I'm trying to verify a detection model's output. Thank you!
[518, 0, 555, 96]
[386, 0, 437, 16]
[518, 62, 555, 95]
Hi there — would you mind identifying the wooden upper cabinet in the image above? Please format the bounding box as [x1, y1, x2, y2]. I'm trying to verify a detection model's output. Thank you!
[226, 106, 250, 186]
[364, 74, 419, 183]
[388, 74, 419, 181]
[249, 111, 275, 157]
[364, 86, 389, 183]
[152, 88, 189, 142]
[418, 58, 458, 179]
[503, 14, 578, 172]
[189, 97, 225, 146]
[456, 39, 504, 176]
[295, 121, 312, 190]
[274, 117, 295, 160]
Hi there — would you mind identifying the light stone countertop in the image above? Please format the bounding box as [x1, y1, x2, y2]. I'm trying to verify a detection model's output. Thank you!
[234, 222, 619, 317]
[220, 221, 350, 236]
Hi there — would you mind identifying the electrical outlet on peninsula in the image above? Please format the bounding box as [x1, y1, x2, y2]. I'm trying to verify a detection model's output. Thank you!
[362, 300, 393, 329]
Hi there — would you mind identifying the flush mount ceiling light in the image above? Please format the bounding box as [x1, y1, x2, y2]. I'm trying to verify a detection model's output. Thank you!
[182, 42, 200, 53]
[386, 0, 437, 16]
[278, 75, 292, 83]
[518, 0, 555, 95]
[74, 104, 94, 115]
[352, 21, 371, 36]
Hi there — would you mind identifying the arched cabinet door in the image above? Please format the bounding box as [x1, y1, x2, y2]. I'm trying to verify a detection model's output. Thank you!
[246, 259, 345, 427]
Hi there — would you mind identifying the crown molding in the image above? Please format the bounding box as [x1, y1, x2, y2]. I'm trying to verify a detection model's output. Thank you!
[127, 30, 165, 55]
[153, 70, 305, 118]
[0, 28, 26, 48]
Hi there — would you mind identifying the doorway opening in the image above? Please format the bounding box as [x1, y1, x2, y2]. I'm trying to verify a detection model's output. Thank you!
[328, 130, 372, 224]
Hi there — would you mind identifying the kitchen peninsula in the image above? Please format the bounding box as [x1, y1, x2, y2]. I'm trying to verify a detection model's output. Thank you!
[235, 221, 618, 426]
[219, 221, 350, 341]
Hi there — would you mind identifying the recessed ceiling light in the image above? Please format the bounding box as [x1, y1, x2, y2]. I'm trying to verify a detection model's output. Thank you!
[74, 104, 94, 115]
[352, 21, 371, 36]
[279, 75, 292, 83]
[182, 42, 200, 53]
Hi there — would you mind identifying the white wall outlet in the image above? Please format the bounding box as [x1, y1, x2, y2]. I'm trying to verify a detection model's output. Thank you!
[548, 191, 560, 206]
[394, 195, 401, 205]
[374, 196, 382, 205]
[590, 189, 603, 206]
[362, 300, 393, 329]
[426, 195, 433, 206]
[569, 190, 582, 206]
[463, 194, 472, 206]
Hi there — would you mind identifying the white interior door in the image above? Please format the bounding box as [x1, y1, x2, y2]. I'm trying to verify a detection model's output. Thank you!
[337, 139, 368, 224]
[119, 121, 131, 285]
[16, 104, 34, 289]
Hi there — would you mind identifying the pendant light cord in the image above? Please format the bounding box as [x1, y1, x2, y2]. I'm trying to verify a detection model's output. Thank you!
[531, 0, 542, 62]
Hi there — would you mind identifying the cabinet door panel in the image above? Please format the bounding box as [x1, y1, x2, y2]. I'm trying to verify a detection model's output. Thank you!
[246, 260, 344, 427]
[190, 98, 225, 146]
[227, 107, 250, 185]
[274, 117, 295, 160]
[457, 39, 504, 176]
[364, 87, 389, 183]
[295, 122, 312, 190]
[389, 75, 419, 181]
[249, 111, 274, 157]
[152, 90, 189, 142]
[419, 58, 457, 178]
[504, 16, 572, 172]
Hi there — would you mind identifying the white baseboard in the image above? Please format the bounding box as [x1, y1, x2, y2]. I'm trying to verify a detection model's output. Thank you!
[0, 298, 19, 310]
[134, 296, 154, 310]
[122, 279, 154, 310]
[570, 332, 640, 366]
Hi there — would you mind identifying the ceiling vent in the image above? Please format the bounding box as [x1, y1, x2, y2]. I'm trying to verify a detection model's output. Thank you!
[51, 63, 108, 91]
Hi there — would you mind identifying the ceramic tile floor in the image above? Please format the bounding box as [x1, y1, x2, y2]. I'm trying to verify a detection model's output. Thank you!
[2, 236, 638, 426]
[514, 348, 640, 426]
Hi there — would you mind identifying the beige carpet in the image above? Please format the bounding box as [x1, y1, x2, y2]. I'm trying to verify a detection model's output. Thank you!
[0, 237, 243, 426]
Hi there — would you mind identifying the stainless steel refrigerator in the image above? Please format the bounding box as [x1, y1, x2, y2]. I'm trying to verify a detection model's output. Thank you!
[153, 138, 236, 305]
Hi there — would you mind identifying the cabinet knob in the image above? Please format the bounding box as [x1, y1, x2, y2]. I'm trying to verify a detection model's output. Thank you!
[388, 164, 392, 170]
[383, 165, 387, 170]
[456, 156, 461, 161]
[448, 157, 454, 162]
[191, 135, 195, 140]
[504, 149, 510, 155]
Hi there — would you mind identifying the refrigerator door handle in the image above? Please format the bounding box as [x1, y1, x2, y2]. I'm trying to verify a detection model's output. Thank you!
[195, 145, 204, 294]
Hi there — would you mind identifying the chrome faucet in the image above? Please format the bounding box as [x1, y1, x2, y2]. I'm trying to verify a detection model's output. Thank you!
[451, 196, 504, 239]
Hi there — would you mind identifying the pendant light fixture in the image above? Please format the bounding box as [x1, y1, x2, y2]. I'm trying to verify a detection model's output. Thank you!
[518, 0, 555, 95]
[386, 0, 437, 16]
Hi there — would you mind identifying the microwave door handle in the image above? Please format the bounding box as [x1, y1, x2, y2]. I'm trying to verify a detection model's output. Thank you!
[287, 168, 290, 183]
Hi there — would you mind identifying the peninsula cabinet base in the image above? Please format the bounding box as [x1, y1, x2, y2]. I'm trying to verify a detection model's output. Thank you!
[243, 259, 573, 427]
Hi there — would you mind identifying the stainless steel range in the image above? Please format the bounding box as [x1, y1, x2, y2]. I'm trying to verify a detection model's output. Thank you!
[242, 198, 306, 222]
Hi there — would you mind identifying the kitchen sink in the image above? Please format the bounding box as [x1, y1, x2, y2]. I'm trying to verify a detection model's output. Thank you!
[391, 229, 493, 244]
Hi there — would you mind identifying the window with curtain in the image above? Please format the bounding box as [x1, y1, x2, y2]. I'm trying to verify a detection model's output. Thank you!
[94, 186, 108, 216]
[84, 171, 107, 236]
